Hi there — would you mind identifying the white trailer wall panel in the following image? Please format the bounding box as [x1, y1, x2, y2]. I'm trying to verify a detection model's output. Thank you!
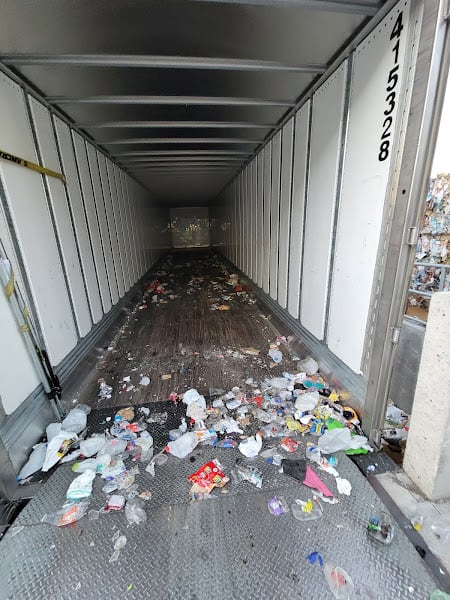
[327, 2, 411, 373]
[262, 144, 272, 294]
[256, 152, 264, 289]
[91, 149, 119, 305]
[29, 97, 92, 338]
[287, 102, 310, 319]
[0, 206, 40, 415]
[102, 158, 125, 298]
[300, 62, 347, 340]
[277, 118, 295, 309]
[55, 122, 103, 324]
[269, 131, 282, 300]
[72, 133, 111, 314]
[0, 73, 77, 365]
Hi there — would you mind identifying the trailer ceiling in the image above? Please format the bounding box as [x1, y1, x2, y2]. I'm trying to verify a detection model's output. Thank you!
[0, 0, 386, 206]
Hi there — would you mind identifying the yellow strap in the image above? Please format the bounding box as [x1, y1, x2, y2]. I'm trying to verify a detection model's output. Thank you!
[0, 149, 65, 182]
[5, 270, 14, 298]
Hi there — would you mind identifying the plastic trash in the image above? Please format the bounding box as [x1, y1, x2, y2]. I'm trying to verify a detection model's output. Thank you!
[102, 494, 125, 512]
[430, 591, 450, 600]
[42, 500, 89, 526]
[139, 376, 150, 386]
[323, 563, 354, 599]
[411, 515, 424, 532]
[72, 454, 111, 474]
[292, 499, 323, 521]
[297, 357, 319, 375]
[98, 379, 113, 399]
[17, 443, 47, 480]
[125, 498, 146, 526]
[136, 432, 154, 461]
[62, 408, 88, 434]
[336, 477, 352, 496]
[42, 431, 78, 472]
[114, 535, 127, 550]
[367, 512, 394, 544]
[182, 388, 202, 405]
[46, 422, 62, 442]
[80, 434, 106, 458]
[306, 551, 324, 566]
[268, 347, 283, 363]
[166, 432, 199, 458]
[101, 458, 126, 479]
[231, 464, 263, 488]
[318, 428, 367, 454]
[98, 438, 127, 457]
[238, 433, 262, 458]
[268, 496, 289, 516]
[66, 470, 96, 500]
[294, 391, 319, 413]
[213, 418, 243, 434]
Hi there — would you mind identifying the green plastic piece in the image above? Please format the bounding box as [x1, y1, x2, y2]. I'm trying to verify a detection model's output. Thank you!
[325, 418, 344, 430]
[430, 590, 450, 600]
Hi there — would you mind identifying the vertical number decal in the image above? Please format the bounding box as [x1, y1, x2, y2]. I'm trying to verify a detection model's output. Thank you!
[378, 11, 404, 162]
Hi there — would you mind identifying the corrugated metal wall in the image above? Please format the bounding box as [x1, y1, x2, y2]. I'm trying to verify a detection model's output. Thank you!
[212, 1, 413, 381]
[0, 72, 170, 415]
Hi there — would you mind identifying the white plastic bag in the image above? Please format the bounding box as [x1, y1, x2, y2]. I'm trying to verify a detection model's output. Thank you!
[294, 391, 319, 413]
[66, 470, 96, 500]
[42, 431, 78, 472]
[17, 443, 47, 480]
[166, 432, 198, 458]
[80, 434, 106, 457]
[62, 408, 87, 434]
[98, 438, 127, 457]
[239, 433, 263, 458]
[268, 348, 283, 363]
[46, 422, 62, 442]
[182, 388, 202, 405]
[297, 357, 319, 376]
[318, 428, 371, 454]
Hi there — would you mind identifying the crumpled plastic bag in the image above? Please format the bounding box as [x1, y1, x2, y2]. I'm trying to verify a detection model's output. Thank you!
[182, 388, 203, 405]
[335, 477, 352, 496]
[80, 434, 106, 457]
[125, 498, 146, 526]
[166, 432, 199, 458]
[294, 391, 319, 413]
[62, 408, 87, 434]
[297, 357, 319, 375]
[46, 422, 62, 442]
[42, 500, 89, 527]
[323, 563, 354, 599]
[66, 469, 96, 500]
[72, 454, 111, 473]
[239, 433, 262, 458]
[318, 428, 371, 454]
[213, 418, 243, 434]
[17, 442, 47, 481]
[42, 431, 78, 472]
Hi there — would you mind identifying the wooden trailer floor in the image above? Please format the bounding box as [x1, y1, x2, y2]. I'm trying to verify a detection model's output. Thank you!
[1, 251, 445, 599]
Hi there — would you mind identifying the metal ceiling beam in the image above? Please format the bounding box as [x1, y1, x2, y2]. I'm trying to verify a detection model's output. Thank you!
[104, 138, 260, 145]
[46, 95, 295, 107]
[120, 157, 244, 163]
[129, 161, 243, 167]
[187, 0, 380, 16]
[112, 150, 252, 156]
[77, 121, 274, 129]
[1, 54, 327, 74]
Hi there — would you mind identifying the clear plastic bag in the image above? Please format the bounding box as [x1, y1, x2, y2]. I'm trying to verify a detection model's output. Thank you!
[291, 499, 322, 521]
[323, 563, 354, 599]
[42, 500, 89, 526]
[231, 464, 263, 488]
[125, 498, 146, 526]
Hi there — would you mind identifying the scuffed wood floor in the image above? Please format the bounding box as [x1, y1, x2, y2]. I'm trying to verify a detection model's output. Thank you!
[75, 250, 303, 410]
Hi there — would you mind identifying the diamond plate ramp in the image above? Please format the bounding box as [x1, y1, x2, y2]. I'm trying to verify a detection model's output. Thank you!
[1, 441, 439, 600]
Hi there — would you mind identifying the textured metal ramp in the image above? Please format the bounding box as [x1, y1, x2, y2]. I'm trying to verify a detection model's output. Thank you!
[1, 437, 439, 600]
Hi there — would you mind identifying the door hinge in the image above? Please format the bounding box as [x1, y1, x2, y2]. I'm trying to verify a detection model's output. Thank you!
[407, 227, 419, 246]
[391, 327, 401, 344]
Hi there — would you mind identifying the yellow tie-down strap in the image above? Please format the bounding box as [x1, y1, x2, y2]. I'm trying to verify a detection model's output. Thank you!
[0, 149, 65, 182]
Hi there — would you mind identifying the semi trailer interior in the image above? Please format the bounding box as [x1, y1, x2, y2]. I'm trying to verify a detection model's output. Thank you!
[0, 0, 449, 598]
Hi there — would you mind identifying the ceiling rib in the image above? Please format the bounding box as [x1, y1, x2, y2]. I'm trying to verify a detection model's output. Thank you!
[104, 138, 261, 145]
[120, 157, 244, 163]
[1, 54, 327, 74]
[112, 150, 252, 157]
[129, 161, 244, 167]
[77, 121, 274, 129]
[187, 0, 380, 16]
[46, 95, 295, 107]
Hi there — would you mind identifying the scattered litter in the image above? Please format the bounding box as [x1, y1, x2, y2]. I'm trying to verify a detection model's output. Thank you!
[367, 512, 394, 544]
[161, 374, 172, 381]
[139, 376, 151, 386]
[268, 496, 289, 516]
[17, 443, 46, 480]
[125, 498, 147, 526]
[306, 551, 324, 566]
[292, 499, 323, 521]
[238, 433, 262, 457]
[42, 500, 90, 526]
[323, 563, 354, 599]
[231, 464, 263, 488]
[98, 378, 113, 400]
